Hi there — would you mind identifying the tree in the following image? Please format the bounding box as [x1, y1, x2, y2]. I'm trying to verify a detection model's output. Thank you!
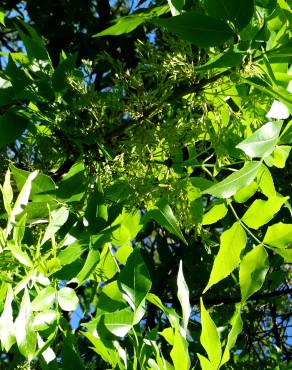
[0, 0, 291, 369]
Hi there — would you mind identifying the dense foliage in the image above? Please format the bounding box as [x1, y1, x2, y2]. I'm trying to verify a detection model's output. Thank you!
[0, 0, 291, 369]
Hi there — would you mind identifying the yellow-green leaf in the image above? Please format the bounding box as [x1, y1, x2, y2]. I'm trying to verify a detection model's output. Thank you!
[239, 245, 269, 302]
[242, 196, 288, 229]
[199, 298, 222, 368]
[203, 222, 246, 293]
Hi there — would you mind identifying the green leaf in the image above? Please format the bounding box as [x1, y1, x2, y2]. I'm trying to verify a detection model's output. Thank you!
[203, 222, 246, 293]
[264, 145, 291, 168]
[239, 245, 269, 302]
[263, 222, 292, 248]
[234, 181, 258, 203]
[14, 288, 36, 360]
[94, 5, 169, 36]
[195, 46, 245, 71]
[103, 308, 134, 337]
[61, 331, 85, 370]
[242, 195, 288, 229]
[256, 164, 276, 198]
[76, 228, 115, 285]
[10, 163, 56, 203]
[202, 203, 228, 225]
[153, 12, 234, 47]
[96, 17, 144, 36]
[118, 247, 151, 311]
[82, 332, 119, 367]
[57, 287, 79, 311]
[177, 261, 191, 334]
[7, 240, 33, 267]
[16, 20, 51, 63]
[41, 207, 69, 245]
[9, 170, 38, 233]
[52, 53, 77, 92]
[96, 281, 126, 313]
[203, 0, 254, 30]
[0, 112, 29, 148]
[31, 287, 56, 311]
[220, 304, 243, 366]
[170, 328, 190, 370]
[144, 199, 188, 244]
[0, 8, 5, 26]
[197, 354, 213, 370]
[32, 310, 58, 331]
[56, 161, 86, 203]
[0, 169, 13, 214]
[236, 121, 283, 158]
[0, 285, 16, 352]
[202, 161, 261, 199]
[111, 209, 142, 246]
[199, 298, 222, 368]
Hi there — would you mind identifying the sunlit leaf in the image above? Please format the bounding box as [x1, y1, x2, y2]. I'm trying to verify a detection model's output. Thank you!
[203, 222, 246, 293]
[236, 121, 283, 158]
[118, 247, 151, 311]
[0, 285, 16, 351]
[57, 287, 79, 311]
[177, 261, 191, 334]
[202, 203, 228, 225]
[199, 298, 222, 368]
[220, 304, 243, 366]
[202, 162, 261, 198]
[14, 288, 36, 360]
[242, 195, 288, 229]
[239, 245, 269, 302]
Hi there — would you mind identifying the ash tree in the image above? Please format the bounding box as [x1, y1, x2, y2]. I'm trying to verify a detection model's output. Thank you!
[0, 0, 291, 369]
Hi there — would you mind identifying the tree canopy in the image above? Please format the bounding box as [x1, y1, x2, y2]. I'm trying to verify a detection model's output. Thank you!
[0, 0, 291, 369]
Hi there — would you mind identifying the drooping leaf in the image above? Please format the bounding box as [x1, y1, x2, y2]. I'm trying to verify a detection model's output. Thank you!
[203, 0, 254, 30]
[9, 170, 38, 233]
[202, 161, 261, 199]
[202, 203, 228, 225]
[57, 287, 79, 312]
[0, 285, 16, 352]
[118, 247, 151, 311]
[236, 121, 283, 158]
[197, 354, 213, 370]
[76, 230, 113, 285]
[94, 5, 169, 36]
[220, 304, 243, 366]
[242, 195, 288, 229]
[203, 222, 246, 293]
[153, 12, 234, 47]
[177, 261, 191, 334]
[170, 328, 190, 370]
[256, 164, 276, 198]
[14, 288, 36, 360]
[239, 245, 269, 302]
[199, 298, 222, 368]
